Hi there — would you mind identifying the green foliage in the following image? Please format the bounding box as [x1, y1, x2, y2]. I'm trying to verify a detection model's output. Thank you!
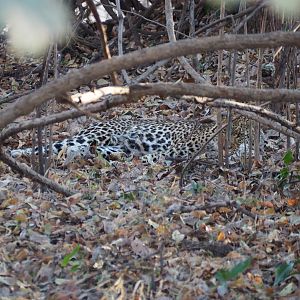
[190, 181, 203, 195]
[215, 258, 252, 283]
[277, 150, 300, 186]
[283, 150, 294, 165]
[274, 259, 300, 286]
[274, 261, 294, 286]
[60, 244, 81, 272]
[121, 191, 137, 202]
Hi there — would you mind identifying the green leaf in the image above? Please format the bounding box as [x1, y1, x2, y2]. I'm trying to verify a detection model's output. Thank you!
[60, 244, 80, 268]
[70, 260, 81, 272]
[277, 167, 289, 182]
[191, 181, 203, 194]
[215, 258, 252, 283]
[274, 261, 294, 286]
[122, 192, 136, 201]
[283, 150, 293, 165]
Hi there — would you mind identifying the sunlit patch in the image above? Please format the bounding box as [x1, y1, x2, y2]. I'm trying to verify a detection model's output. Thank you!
[2, 0, 70, 56]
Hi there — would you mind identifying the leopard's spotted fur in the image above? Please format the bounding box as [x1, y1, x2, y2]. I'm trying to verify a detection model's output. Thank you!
[11, 118, 218, 163]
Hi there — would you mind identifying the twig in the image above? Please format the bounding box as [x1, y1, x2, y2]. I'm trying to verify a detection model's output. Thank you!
[176, 0, 189, 39]
[235, 110, 300, 140]
[195, 0, 267, 35]
[0, 95, 129, 141]
[0, 90, 33, 105]
[211, 99, 299, 136]
[233, 1, 266, 33]
[182, 240, 234, 257]
[179, 120, 235, 188]
[85, 0, 119, 85]
[100, 0, 118, 21]
[189, 0, 199, 71]
[254, 8, 267, 161]
[36, 45, 53, 180]
[241, 1, 252, 172]
[116, 0, 130, 84]
[0, 148, 76, 196]
[216, 0, 225, 166]
[120, 0, 191, 38]
[166, 200, 257, 219]
[131, 59, 170, 84]
[165, 0, 206, 83]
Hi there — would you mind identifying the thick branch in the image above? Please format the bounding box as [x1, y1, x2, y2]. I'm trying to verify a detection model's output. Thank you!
[1, 32, 300, 129]
[0, 95, 129, 141]
[3, 82, 300, 141]
[128, 83, 300, 104]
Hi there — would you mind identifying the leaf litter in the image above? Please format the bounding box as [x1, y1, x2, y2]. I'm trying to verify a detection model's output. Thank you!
[0, 32, 299, 300]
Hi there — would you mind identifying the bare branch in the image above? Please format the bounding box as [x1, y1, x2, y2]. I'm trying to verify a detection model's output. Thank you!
[165, 0, 206, 83]
[116, 0, 130, 84]
[0, 148, 76, 196]
[1, 32, 300, 129]
[166, 200, 257, 219]
[210, 99, 300, 137]
[86, 0, 119, 85]
[3, 82, 300, 141]
[0, 95, 129, 141]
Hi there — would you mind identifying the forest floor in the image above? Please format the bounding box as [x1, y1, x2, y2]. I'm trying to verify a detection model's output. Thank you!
[0, 24, 300, 300]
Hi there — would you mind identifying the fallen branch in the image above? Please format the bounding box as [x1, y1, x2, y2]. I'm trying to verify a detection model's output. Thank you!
[182, 240, 234, 257]
[0, 148, 76, 196]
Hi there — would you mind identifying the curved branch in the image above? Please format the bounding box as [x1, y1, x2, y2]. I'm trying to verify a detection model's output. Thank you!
[1, 31, 300, 129]
[210, 99, 300, 136]
[2, 82, 300, 141]
[0, 95, 129, 141]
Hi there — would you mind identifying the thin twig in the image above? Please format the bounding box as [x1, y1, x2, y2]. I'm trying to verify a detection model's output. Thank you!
[211, 99, 299, 136]
[179, 119, 238, 188]
[233, 1, 266, 33]
[195, 1, 267, 35]
[165, 0, 206, 83]
[86, 0, 119, 85]
[166, 200, 257, 219]
[36, 45, 53, 180]
[216, 0, 225, 166]
[132, 59, 170, 84]
[100, 0, 118, 21]
[0, 90, 33, 105]
[116, 0, 130, 84]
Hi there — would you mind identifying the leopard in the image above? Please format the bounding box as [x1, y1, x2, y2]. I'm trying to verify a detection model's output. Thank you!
[10, 117, 219, 164]
[12, 112, 284, 165]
